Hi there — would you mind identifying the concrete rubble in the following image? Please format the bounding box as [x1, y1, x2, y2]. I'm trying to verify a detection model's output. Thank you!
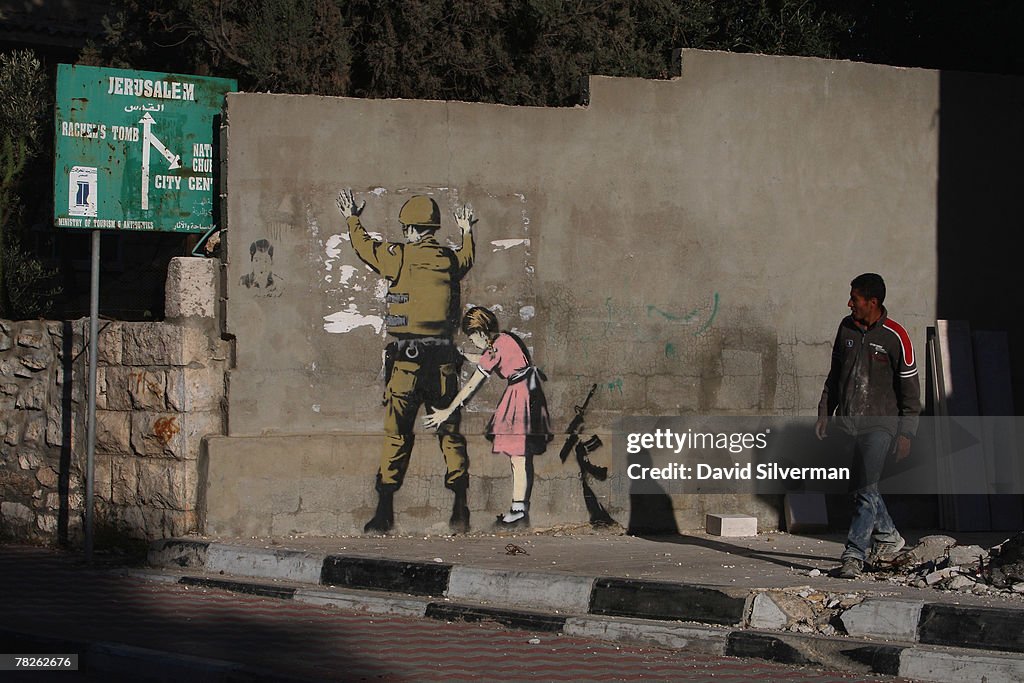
[875, 531, 1024, 595]
[745, 532, 1024, 642]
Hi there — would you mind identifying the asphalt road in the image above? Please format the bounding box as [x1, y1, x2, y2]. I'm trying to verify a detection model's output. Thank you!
[0, 545, 917, 682]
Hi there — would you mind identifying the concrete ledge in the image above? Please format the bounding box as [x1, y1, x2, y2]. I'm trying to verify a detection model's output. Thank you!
[840, 598, 924, 642]
[179, 576, 298, 600]
[726, 631, 902, 676]
[899, 645, 1024, 683]
[447, 567, 594, 613]
[424, 603, 567, 632]
[590, 577, 748, 626]
[205, 545, 326, 584]
[563, 615, 729, 655]
[918, 603, 1024, 654]
[294, 588, 428, 617]
[320, 555, 451, 596]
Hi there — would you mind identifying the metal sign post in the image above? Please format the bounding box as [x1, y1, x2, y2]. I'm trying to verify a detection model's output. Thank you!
[53, 65, 235, 560]
[84, 230, 99, 562]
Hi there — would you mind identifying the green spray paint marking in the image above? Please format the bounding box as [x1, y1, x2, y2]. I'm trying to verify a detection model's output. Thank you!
[646, 292, 720, 336]
[606, 378, 624, 394]
[647, 304, 701, 322]
[665, 343, 678, 359]
[694, 292, 720, 336]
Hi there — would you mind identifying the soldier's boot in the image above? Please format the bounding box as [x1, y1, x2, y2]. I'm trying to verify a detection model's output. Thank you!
[449, 486, 470, 534]
[363, 490, 394, 534]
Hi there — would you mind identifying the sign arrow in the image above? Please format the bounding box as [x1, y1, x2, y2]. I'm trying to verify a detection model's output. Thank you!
[139, 113, 181, 210]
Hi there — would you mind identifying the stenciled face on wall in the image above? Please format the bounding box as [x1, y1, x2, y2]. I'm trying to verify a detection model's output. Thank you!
[240, 238, 283, 296]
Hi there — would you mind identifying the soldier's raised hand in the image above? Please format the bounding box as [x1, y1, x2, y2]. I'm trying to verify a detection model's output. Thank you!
[336, 188, 364, 218]
[454, 203, 477, 233]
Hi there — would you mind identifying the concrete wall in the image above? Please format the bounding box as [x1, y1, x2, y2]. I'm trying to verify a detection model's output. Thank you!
[0, 258, 227, 544]
[216, 50, 941, 535]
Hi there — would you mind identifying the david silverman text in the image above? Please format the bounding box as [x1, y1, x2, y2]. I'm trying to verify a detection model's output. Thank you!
[627, 462, 850, 481]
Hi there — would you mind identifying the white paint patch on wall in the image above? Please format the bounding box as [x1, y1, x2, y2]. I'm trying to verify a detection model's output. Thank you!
[337, 265, 359, 286]
[519, 305, 536, 321]
[323, 305, 385, 334]
[323, 235, 367, 288]
[323, 234, 346, 278]
[491, 238, 530, 252]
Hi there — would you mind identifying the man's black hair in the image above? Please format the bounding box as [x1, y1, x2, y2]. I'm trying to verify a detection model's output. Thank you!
[851, 272, 885, 304]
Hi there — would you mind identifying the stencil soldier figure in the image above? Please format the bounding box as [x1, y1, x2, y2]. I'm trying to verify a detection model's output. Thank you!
[337, 189, 476, 534]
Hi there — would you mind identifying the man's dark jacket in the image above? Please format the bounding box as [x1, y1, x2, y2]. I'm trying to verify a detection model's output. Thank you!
[818, 308, 921, 437]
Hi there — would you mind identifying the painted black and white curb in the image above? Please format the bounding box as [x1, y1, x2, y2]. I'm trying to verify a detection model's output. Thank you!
[148, 539, 1024, 683]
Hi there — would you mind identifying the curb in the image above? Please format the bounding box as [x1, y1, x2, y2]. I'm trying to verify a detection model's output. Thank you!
[130, 569, 1024, 683]
[148, 539, 1024, 682]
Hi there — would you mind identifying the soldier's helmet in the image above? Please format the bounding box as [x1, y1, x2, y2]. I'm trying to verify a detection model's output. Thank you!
[398, 196, 441, 229]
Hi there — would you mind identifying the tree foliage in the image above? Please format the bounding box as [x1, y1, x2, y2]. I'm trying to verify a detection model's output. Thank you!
[0, 50, 60, 319]
[82, 0, 852, 105]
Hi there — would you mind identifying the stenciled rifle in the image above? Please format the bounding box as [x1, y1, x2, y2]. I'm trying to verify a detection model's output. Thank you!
[559, 383, 615, 526]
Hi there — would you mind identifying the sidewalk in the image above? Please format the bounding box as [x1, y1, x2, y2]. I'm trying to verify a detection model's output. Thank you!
[143, 528, 1024, 683]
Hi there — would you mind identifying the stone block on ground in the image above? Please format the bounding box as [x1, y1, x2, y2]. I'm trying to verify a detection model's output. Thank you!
[706, 513, 757, 537]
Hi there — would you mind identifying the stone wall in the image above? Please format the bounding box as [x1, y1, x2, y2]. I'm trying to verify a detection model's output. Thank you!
[0, 257, 228, 545]
[0, 319, 81, 542]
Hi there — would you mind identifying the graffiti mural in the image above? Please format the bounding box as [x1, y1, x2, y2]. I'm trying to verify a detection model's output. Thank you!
[238, 238, 283, 296]
[424, 306, 553, 527]
[336, 188, 476, 534]
[559, 383, 616, 526]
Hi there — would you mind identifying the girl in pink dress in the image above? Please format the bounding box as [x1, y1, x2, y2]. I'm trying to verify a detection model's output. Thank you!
[424, 306, 552, 526]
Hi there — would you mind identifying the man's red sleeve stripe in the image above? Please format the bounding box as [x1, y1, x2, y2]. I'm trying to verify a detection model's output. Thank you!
[883, 319, 915, 367]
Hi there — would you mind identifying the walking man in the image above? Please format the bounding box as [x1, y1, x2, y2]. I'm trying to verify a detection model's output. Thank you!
[337, 189, 476, 534]
[816, 273, 921, 578]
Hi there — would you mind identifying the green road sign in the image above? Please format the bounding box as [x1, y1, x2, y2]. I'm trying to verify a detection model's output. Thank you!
[54, 64, 236, 233]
